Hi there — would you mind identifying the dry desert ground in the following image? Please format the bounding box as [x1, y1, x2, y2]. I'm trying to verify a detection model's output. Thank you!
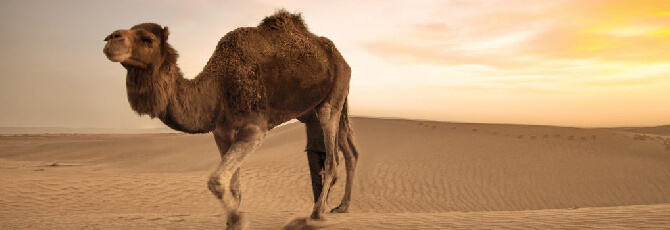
[1, 117, 670, 229]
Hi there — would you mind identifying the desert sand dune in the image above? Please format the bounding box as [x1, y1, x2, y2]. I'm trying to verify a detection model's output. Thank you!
[1, 117, 669, 229]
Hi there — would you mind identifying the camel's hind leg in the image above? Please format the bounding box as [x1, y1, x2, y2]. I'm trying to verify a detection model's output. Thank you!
[331, 109, 358, 213]
[308, 44, 351, 221]
[302, 111, 338, 203]
[310, 98, 346, 220]
[208, 126, 266, 230]
[306, 150, 327, 202]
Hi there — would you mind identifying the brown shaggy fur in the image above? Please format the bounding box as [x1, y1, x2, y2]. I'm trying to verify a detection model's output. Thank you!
[259, 10, 309, 31]
[103, 9, 359, 229]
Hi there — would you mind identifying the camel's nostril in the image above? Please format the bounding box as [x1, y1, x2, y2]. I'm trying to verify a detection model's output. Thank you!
[105, 32, 123, 42]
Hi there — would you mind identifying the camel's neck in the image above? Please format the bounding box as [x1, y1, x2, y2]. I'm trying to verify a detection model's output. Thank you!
[125, 63, 221, 133]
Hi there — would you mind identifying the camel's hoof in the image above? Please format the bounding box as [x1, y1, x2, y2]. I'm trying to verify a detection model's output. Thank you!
[330, 205, 349, 213]
[282, 217, 330, 230]
[226, 212, 249, 230]
[309, 211, 325, 221]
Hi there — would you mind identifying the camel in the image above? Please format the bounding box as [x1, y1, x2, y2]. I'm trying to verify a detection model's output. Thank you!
[103, 10, 359, 229]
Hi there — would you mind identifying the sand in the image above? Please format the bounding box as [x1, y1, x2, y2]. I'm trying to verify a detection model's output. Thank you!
[1, 117, 669, 229]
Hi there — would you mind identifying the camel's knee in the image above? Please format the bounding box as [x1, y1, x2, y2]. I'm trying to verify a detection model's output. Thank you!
[323, 157, 337, 178]
[207, 175, 224, 199]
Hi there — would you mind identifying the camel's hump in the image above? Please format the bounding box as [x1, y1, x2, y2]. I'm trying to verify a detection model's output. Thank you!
[258, 9, 308, 31]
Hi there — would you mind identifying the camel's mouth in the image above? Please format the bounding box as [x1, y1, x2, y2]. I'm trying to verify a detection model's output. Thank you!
[105, 51, 131, 62]
[104, 42, 131, 62]
[104, 41, 149, 69]
[104, 44, 147, 68]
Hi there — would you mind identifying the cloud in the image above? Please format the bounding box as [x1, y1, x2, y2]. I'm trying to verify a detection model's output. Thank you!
[575, 75, 668, 88]
[361, 0, 670, 68]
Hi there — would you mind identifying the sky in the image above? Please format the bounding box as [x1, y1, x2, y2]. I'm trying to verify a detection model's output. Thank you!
[0, 0, 669, 128]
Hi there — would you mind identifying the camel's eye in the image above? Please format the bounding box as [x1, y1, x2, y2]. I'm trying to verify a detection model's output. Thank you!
[141, 37, 154, 43]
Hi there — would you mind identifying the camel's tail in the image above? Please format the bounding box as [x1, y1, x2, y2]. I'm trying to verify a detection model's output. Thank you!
[339, 98, 352, 137]
[338, 98, 359, 160]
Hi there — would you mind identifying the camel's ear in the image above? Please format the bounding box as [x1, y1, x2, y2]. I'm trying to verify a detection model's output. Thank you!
[162, 27, 170, 41]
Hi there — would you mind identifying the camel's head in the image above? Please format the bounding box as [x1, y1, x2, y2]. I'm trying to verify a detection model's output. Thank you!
[103, 23, 171, 69]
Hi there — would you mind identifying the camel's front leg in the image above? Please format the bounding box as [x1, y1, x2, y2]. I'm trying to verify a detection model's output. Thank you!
[230, 168, 242, 205]
[208, 125, 266, 230]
